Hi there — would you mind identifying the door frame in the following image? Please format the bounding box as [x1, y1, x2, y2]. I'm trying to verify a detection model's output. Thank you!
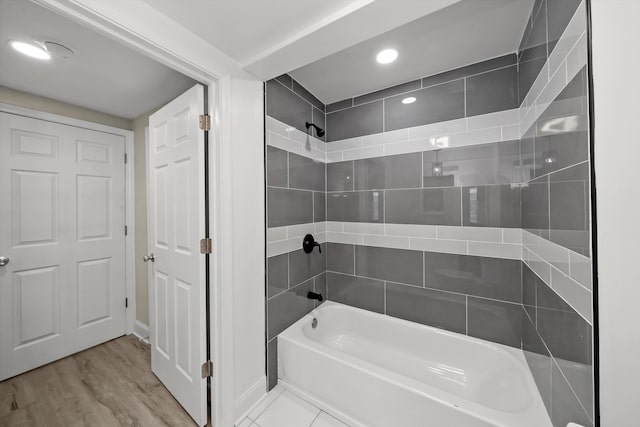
[0, 102, 136, 335]
[32, 1, 242, 425]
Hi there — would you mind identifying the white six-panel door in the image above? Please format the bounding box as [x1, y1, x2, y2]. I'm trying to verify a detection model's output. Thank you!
[0, 112, 127, 381]
[148, 84, 207, 425]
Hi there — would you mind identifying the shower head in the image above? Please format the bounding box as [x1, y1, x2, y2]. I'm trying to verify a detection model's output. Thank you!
[305, 122, 325, 138]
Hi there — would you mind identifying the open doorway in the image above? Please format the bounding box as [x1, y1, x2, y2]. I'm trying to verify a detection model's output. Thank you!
[0, 1, 209, 425]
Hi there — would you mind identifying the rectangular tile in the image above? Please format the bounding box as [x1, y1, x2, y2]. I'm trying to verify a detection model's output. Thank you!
[522, 312, 552, 415]
[551, 361, 593, 427]
[466, 65, 518, 116]
[343, 222, 385, 234]
[467, 298, 522, 348]
[569, 251, 592, 290]
[423, 140, 521, 187]
[521, 176, 549, 236]
[326, 243, 354, 274]
[385, 223, 437, 239]
[275, 74, 292, 89]
[384, 79, 465, 132]
[466, 109, 519, 131]
[467, 241, 522, 260]
[266, 79, 312, 132]
[436, 226, 502, 242]
[386, 282, 467, 334]
[355, 246, 423, 286]
[267, 279, 315, 339]
[503, 228, 523, 244]
[354, 153, 422, 190]
[267, 338, 278, 391]
[522, 264, 539, 324]
[424, 252, 522, 302]
[363, 128, 409, 146]
[462, 185, 521, 228]
[288, 152, 325, 191]
[327, 100, 383, 141]
[326, 98, 353, 113]
[314, 192, 326, 222]
[267, 146, 288, 187]
[289, 245, 326, 287]
[408, 118, 467, 140]
[551, 267, 592, 323]
[546, 0, 583, 54]
[385, 188, 462, 226]
[549, 163, 590, 255]
[312, 106, 326, 142]
[555, 355, 594, 422]
[314, 273, 327, 307]
[267, 226, 287, 242]
[326, 272, 385, 313]
[267, 187, 313, 227]
[327, 161, 354, 191]
[354, 79, 422, 105]
[421, 54, 517, 88]
[518, 57, 547, 105]
[362, 234, 410, 250]
[327, 191, 384, 223]
[292, 79, 325, 112]
[342, 145, 384, 161]
[409, 237, 467, 255]
[268, 253, 288, 298]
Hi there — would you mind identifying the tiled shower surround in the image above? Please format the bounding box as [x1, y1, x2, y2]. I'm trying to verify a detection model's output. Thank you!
[265, 1, 592, 426]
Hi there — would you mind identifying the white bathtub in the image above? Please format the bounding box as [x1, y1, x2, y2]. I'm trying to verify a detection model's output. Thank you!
[278, 301, 552, 427]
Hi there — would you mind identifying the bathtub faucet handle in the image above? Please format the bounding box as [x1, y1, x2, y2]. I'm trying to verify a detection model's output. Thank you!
[307, 291, 324, 302]
[302, 234, 321, 254]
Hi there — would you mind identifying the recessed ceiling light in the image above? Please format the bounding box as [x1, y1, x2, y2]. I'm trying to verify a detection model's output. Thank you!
[9, 40, 51, 60]
[402, 97, 416, 104]
[376, 48, 398, 64]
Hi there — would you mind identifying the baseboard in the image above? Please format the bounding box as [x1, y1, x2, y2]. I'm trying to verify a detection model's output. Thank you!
[234, 376, 267, 424]
[133, 320, 149, 340]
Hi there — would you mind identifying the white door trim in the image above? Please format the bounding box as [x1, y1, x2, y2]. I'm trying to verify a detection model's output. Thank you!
[0, 102, 136, 335]
[31, 1, 240, 426]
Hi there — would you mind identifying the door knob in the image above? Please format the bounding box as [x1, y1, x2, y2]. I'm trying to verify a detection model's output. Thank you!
[143, 253, 155, 262]
[0, 256, 9, 267]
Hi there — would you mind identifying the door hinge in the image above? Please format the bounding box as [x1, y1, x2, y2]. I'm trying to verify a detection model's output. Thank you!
[124, 153, 128, 164]
[125, 297, 128, 308]
[199, 114, 211, 131]
[201, 360, 213, 378]
[200, 238, 212, 254]
[124, 225, 128, 236]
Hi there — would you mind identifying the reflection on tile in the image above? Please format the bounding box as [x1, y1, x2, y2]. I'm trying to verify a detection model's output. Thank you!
[327, 161, 354, 191]
[267, 146, 288, 187]
[519, 57, 547, 104]
[386, 282, 466, 334]
[267, 338, 277, 390]
[289, 152, 325, 191]
[549, 163, 590, 254]
[355, 153, 422, 190]
[289, 245, 326, 287]
[547, 0, 582, 54]
[268, 253, 288, 298]
[424, 252, 521, 302]
[467, 298, 522, 348]
[327, 243, 355, 274]
[327, 191, 384, 223]
[384, 79, 465, 131]
[551, 362, 593, 427]
[522, 311, 552, 415]
[267, 279, 315, 339]
[522, 264, 539, 324]
[463, 185, 521, 228]
[326, 272, 385, 313]
[423, 140, 521, 188]
[268, 187, 313, 227]
[355, 246, 423, 286]
[466, 65, 518, 116]
[385, 188, 461, 226]
[327, 100, 383, 141]
[521, 177, 549, 236]
[314, 192, 326, 222]
[266, 79, 312, 132]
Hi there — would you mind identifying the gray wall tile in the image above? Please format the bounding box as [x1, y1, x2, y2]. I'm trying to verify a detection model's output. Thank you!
[523, 265, 540, 324]
[355, 246, 423, 286]
[521, 176, 549, 236]
[424, 252, 522, 303]
[327, 243, 355, 274]
[549, 163, 590, 254]
[267, 187, 313, 227]
[385, 188, 461, 226]
[268, 254, 288, 298]
[327, 100, 383, 141]
[289, 152, 325, 191]
[314, 192, 326, 222]
[384, 79, 465, 131]
[327, 161, 354, 191]
[355, 153, 422, 190]
[518, 57, 547, 104]
[267, 278, 315, 340]
[522, 312, 552, 415]
[326, 98, 352, 113]
[551, 362, 594, 427]
[267, 146, 288, 188]
[519, 0, 548, 64]
[556, 357, 594, 421]
[467, 297, 522, 348]
[386, 282, 466, 334]
[354, 79, 421, 106]
[314, 273, 327, 305]
[327, 191, 384, 223]
[422, 54, 516, 88]
[311, 106, 326, 142]
[293, 79, 325, 112]
[547, 0, 582, 54]
[462, 185, 521, 228]
[266, 79, 311, 132]
[466, 65, 518, 116]
[289, 245, 326, 287]
[326, 272, 384, 313]
[423, 140, 521, 187]
[267, 338, 278, 390]
[275, 74, 292, 89]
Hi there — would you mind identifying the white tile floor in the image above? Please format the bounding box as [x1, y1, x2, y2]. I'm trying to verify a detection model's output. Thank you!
[237, 385, 350, 427]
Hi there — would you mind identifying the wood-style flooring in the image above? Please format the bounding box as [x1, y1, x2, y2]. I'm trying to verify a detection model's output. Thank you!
[0, 335, 197, 427]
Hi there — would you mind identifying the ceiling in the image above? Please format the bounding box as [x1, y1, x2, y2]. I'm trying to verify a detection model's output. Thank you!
[290, 0, 535, 104]
[0, 0, 197, 119]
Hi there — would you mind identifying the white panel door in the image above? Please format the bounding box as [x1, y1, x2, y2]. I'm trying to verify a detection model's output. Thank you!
[148, 84, 207, 425]
[0, 112, 127, 381]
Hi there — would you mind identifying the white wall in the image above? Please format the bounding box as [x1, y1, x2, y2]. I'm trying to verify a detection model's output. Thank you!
[591, 1, 640, 426]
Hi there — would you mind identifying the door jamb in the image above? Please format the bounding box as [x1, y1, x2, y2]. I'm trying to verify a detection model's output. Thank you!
[0, 102, 137, 335]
